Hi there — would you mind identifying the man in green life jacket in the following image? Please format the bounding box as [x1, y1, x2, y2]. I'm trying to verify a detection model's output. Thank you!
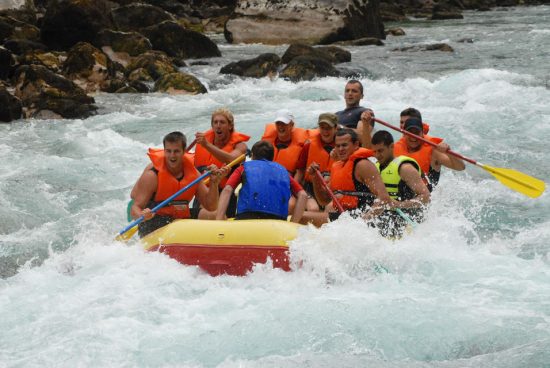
[371, 130, 431, 237]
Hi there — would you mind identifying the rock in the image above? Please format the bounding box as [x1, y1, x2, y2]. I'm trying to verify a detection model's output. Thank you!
[220, 53, 280, 78]
[386, 27, 406, 36]
[17, 51, 65, 73]
[0, 15, 40, 43]
[203, 15, 230, 33]
[128, 67, 153, 83]
[0, 46, 16, 79]
[431, 0, 464, 20]
[335, 37, 385, 46]
[379, 3, 407, 22]
[41, 0, 115, 50]
[125, 50, 178, 80]
[129, 80, 149, 93]
[141, 21, 221, 59]
[457, 37, 474, 43]
[112, 3, 175, 32]
[100, 77, 127, 93]
[13, 64, 97, 119]
[62, 42, 115, 93]
[225, 0, 385, 45]
[281, 44, 351, 64]
[0, 85, 22, 122]
[279, 55, 340, 82]
[95, 29, 152, 57]
[153, 71, 207, 94]
[393, 42, 454, 52]
[115, 85, 138, 93]
[3, 38, 47, 55]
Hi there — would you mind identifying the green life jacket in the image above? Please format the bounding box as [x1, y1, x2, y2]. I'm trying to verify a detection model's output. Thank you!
[376, 156, 421, 201]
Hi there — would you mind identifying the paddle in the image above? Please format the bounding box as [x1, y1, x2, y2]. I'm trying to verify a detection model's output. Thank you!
[115, 153, 246, 242]
[374, 118, 546, 198]
[314, 168, 345, 213]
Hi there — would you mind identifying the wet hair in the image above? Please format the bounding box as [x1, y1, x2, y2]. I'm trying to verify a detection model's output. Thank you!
[371, 130, 394, 146]
[346, 79, 364, 95]
[163, 131, 187, 150]
[251, 140, 274, 161]
[211, 107, 235, 132]
[400, 107, 422, 121]
[335, 128, 359, 144]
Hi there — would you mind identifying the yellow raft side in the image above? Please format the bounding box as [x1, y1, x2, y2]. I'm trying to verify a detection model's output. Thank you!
[141, 219, 301, 251]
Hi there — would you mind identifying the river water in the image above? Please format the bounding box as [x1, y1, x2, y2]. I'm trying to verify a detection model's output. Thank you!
[1, 6, 549, 367]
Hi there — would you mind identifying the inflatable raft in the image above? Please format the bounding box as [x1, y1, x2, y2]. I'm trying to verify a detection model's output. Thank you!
[141, 219, 300, 276]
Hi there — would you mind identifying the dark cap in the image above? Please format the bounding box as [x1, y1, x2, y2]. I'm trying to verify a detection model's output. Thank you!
[403, 118, 423, 133]
[318, 113, 338, 128]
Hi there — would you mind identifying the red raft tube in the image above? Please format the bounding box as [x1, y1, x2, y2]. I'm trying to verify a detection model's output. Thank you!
[141, 219, 300, 276]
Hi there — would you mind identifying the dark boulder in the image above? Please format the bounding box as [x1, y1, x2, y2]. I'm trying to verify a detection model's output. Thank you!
[13, 64, 97, 119]
[128, 67, 154, 83]
[112, 3, 175, 32]
[0, 15, 40, 43]
[153, 71, 207, 94]
[225, 0, 385, 45]
[281, 44, 351, 64]
[95, 29, 152, 57]
[334, 37, 385, 46]
[0, 46, 16, 80]
[125, 50, 178, 80]
[3, 38, 47, 55]
[431, 0, 464, 20]
[40, 0, 115, 50]
[141, 21, 221, 59]
[62, 42, 116, 93]
[17, 51, 65, 73]
[379, 3, 407, 22]
[393, 43, 454, 52]
[220, 53, 280, 78]
[0, 85, 22, 122]
[386, 27, 406, 36]
[279, 55, 340, 82]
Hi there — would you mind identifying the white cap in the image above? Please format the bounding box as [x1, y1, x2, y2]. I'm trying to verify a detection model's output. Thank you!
[274, 109, 294, 124]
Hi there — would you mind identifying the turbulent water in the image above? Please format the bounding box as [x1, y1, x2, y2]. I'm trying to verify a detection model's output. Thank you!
[1, 6, 550, 367]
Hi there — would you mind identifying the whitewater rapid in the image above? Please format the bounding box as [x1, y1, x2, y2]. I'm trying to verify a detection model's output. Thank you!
[1, 6, 550, 368]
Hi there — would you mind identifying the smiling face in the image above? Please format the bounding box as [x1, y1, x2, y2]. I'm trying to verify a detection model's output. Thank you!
[344, 82, 363, 108]
[211, 113, 233, 143]
[275, 121, 293, 142]
[334, 133, 358, 161]
[163, 140, 184, 172]
[404, 127, 423, 151]
[318, 122, 336, 144]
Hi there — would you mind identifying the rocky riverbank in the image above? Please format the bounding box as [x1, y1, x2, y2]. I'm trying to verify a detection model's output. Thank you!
[1, 0, 546, 122]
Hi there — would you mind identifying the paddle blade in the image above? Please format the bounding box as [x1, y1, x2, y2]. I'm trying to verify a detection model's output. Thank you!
[115, 225, 138, 242]
[482, 164, 546, 198]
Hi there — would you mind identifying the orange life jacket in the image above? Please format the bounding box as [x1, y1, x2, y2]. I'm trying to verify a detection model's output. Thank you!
[148, 148, 200, 219]
[304, 129, 334, 183]
[261, 124, 307, 174]
[194, 129, 250, 187]
[393, 135, 443, 175]
[330, 148, 375, 210]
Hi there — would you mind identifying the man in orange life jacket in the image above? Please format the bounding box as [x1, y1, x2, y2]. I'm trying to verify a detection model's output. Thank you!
[194, 107, 249, 218]
[372, 130, 430, 237]
[335, 80, 371, 129]
[301, 128, 392, 227]
[216, 140, 307, 222]
[395, 117, 465, 189]
[261, 109, 308, 177]
[131, 132, 223, 237]
[294, 112, 338, 211]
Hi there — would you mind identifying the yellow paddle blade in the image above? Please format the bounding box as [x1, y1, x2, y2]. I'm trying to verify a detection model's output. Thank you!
[115, 225, 138, 242]
[482, 164, 546, 198]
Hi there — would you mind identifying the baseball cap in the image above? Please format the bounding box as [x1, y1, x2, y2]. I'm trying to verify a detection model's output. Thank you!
[318, 113, 338, 128]
[274, 109, 294, 124]
[403, 118, 423, 133]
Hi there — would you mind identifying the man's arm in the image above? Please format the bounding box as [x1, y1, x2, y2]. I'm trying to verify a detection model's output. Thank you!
[196, 132, 248, 164]
[130, 170, 157, 221]
[216, 185, 234, 220]
[357, 109, 374, 149]
[432, 142, 465, 171]
[290, 190, 307, 223]
[355, 159, 392, 205]
[130, 163, 154, 199]
[308, 163, 331, 207]
[396, 163, 430, 208]
[196, 165, 222, 211]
